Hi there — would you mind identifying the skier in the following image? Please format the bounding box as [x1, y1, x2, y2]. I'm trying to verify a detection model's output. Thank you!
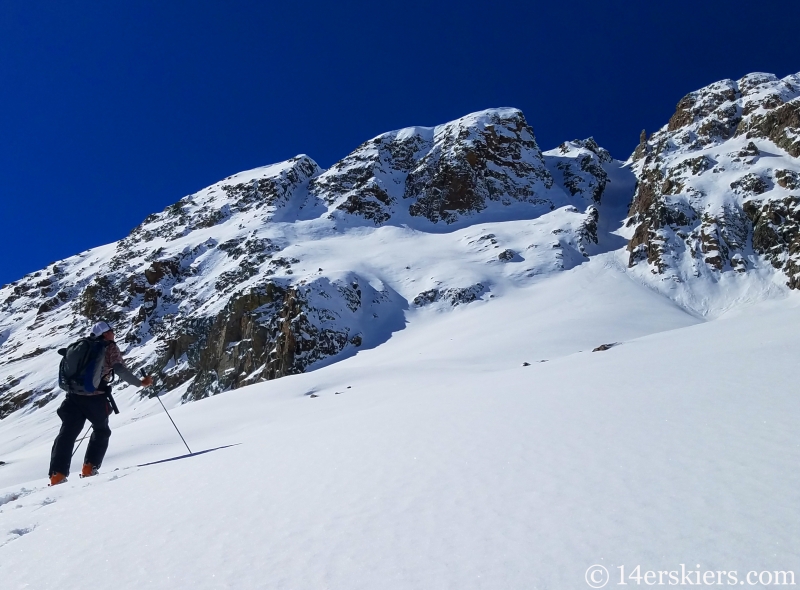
[48, 321, 153, 485]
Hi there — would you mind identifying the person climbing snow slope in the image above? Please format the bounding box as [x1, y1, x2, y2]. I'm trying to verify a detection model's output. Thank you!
[48, 321, 153, 485]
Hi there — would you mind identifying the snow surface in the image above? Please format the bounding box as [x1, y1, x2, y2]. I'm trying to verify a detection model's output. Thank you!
[1, 254, 799, 589]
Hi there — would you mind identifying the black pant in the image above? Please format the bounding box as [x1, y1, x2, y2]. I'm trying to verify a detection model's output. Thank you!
[49, 392, 112, 476]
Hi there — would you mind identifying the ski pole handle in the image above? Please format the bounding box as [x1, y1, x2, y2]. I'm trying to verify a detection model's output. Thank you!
[106, 390, 120, 414]
[140, 370, 154, 388]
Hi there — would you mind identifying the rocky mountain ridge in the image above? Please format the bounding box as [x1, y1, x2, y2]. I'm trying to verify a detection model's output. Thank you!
[0, 108, 608, 418]
[1, 71, 799, 418]
[626, 72, 800, 302]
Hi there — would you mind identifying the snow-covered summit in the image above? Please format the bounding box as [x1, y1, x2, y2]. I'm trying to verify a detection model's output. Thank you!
[312, 108, 558, 226]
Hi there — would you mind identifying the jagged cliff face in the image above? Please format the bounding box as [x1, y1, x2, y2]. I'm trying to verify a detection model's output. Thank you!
[310, 108, 557, 225]
[627, 72, 800, 291]
[0, 109, 608, 418]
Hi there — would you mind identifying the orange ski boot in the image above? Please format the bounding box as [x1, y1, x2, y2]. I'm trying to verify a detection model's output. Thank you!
[49, 472, 67, 486]
[80, 463, 98, 478]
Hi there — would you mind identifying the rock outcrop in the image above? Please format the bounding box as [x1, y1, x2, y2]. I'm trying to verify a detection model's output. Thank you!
[310, 109, 557, 226]
[413, 284, 487, 307]
[545, 138, 611, 204]
[626, 72, 800, 287]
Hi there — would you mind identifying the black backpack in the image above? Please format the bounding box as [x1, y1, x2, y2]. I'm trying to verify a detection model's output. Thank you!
[58, 337, 110, 394]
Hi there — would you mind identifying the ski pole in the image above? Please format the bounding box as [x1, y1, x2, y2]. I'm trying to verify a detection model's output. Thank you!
[72, 425, 92, 458]
[143, 371, 192, 455]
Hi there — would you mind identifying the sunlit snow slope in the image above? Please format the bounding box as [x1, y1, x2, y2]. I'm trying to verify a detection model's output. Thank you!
[1, 260, 798, 589]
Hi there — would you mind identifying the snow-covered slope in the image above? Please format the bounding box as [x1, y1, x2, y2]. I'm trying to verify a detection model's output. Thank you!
[1, 262, 798, 589]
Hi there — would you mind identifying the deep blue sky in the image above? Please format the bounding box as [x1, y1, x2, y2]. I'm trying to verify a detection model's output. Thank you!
[1, 0, 797, 286]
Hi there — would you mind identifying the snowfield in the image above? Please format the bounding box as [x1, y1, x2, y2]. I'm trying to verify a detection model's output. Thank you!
[1, 252, 798, 589]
